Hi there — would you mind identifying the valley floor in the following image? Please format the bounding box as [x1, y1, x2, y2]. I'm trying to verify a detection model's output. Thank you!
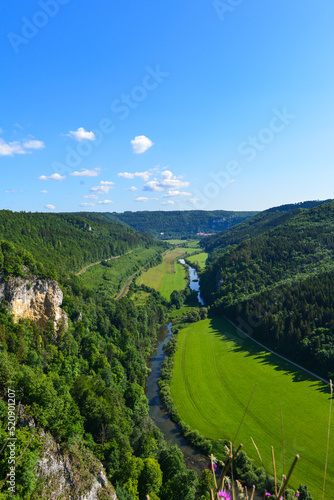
[170, 317, 333, 499]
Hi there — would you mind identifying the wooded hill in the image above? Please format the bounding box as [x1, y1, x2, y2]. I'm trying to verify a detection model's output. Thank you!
[200, 200, 334, 379]
[0, 210, 165, 279]
[200, 199, 333, 262]
[104, 210, 257, 239]
[0, 217, 198, 499]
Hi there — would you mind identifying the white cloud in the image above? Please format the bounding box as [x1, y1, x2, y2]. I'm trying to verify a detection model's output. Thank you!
[143, 170, 189, 192]
[0, 139, 25, 156]
[135, 197, 159, 202]
[118, 171, 152, 181]
[45, 204, 56, 210]
[40, 190, 48, 194]
[5, 189, 18, 193]
[0, 137, 45, 156]
[124, 186, 138, 191]
[67, 127, 96, 141]
[143, 180, 164, 192]
[70, 168, 100, 177]
[90, 180, 114, 194]
[131, 135, 154, 154]
[80, 202, 96, 207]
[23, 139, 45, 150]
[39, 173, 66, 181]
[163, 190, 192, 198]
[83, 194, 99, 199]
[162, 200, 175, 205]
[98, 200, 113, 205]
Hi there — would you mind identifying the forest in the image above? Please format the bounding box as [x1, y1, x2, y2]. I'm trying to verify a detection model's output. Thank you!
[200, 200, 334, 379]
[0, 237, 199, 499]
[102, 210, 257, 239]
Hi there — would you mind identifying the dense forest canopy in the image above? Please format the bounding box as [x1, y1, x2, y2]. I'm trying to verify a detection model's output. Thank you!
[101, 210, 258, 239]
[0, 210, 165, 279]
[200, 199, 333, 262]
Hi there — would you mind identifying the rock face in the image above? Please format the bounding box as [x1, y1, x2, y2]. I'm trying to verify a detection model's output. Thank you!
[0, 274, 68, 331]
[18, 406, 117, 499]
[35, 433, 117, 500]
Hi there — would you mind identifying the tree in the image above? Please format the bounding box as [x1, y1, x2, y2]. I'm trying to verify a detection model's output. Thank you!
[138, 458, 162, 499]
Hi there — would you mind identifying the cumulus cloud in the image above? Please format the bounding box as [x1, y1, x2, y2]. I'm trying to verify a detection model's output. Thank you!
[131, 135, 153, 154]
[39, 173, 66, 181]
[124, 186, 138, 191]
[98, 200, 113, 205]
[70, 168, 100, 177]
[40, 190, 48, 193]
[80, 202, 95, 207]
[67, 127, 96, 141]
[0, 137, 45, 156]
[187, 198, 201, 204]
[45, 204, 56, 210]
[118, 171, 152, 181]
[143, 170, 189, 192]
[162, 200, 175, 205]
[163, 190, 192, 198]
[90, 181, 114, 194]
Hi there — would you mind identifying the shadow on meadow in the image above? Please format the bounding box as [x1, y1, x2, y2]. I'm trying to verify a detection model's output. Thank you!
[209, 316, 331, 397]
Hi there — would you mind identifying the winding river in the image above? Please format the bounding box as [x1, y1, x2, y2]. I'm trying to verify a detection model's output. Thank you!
[145, 260, 206, 468]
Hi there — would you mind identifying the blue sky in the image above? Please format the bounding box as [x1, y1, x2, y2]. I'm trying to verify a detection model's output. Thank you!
[1, 0, 334, 213]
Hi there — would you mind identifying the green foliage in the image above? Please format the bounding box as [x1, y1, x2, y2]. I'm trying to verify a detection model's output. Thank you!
[201, 200, 334, 378]
[106, 210, 257, 239]
[0, 210, 165, 279]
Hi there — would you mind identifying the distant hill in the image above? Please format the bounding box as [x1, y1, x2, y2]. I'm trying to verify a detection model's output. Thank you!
[105, 210, 258, 239]
[0, 210, 164, 277]
[201, 199, 333, 262]
[200, 200, 334, 378]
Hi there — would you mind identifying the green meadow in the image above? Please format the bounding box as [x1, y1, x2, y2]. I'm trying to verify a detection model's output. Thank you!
[170, 317, 333, 499]
[186, 251, 208, 270]
[78, 246, 161, 299]
[137, 246, 198, 299]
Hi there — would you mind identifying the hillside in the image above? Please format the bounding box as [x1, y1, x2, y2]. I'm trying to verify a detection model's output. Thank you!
[0, 234, 199, 499]
[201, 200, 334, 378]
[105, 210, 257, 239]
[0, 210, 164, 278]
[200, 199, 333, 262]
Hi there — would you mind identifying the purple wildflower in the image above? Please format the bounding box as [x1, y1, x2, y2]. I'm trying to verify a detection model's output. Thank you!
[206, 462, 217, 471]
[265, 494, 272, 497]
[295, 493, 300, 498]
[218, 491, 231, 500]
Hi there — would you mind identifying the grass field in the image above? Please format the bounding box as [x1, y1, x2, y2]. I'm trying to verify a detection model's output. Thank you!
[79, 246, 162, 299]
[171, 317, 333, 498]
[186, 252, 208, 270]
[137, 246, 199, 299]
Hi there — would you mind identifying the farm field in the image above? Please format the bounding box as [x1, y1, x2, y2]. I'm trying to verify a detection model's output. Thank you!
[186, 252, 208, 270]
[137, 246, 198, 299]
[170, 317, 333, 498]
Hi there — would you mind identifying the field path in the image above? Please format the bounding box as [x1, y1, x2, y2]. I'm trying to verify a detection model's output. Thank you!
[115, 267, 146, 300]
[75, 251, 132, 276]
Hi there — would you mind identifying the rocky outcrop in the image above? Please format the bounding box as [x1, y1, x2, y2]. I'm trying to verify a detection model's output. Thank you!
[35, 433, 117, 500]
[0, 274, 68, 331]
[18, 406, 117, 499]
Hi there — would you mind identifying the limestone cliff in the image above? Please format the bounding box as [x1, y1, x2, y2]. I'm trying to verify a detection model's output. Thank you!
[18, 406, 117, 499]
[0, 274, 68, 331]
